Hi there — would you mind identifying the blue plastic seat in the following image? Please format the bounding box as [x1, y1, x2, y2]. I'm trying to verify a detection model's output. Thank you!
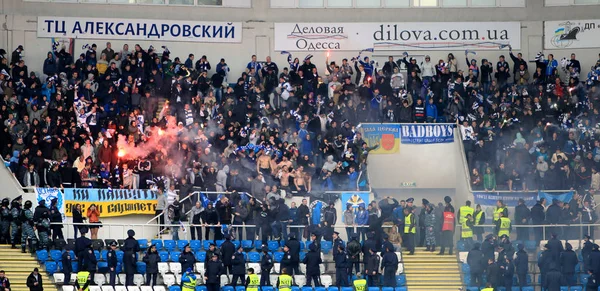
[116, 263, 122, 273]
[396, 275, 406, 286]
[233, 241, 241, 249]
[45, 261, 58, 275]
[151, 239, 164, 250]
[216, 240, 225, 247]
[255, 240, 263, 251]
[274, 252, 284, 263]
[569, 287, 582, 291]
[496, 287, 506, 291]
[382, 287, 394, 291]
[164, 240, 176, 252]
[94, 250, 101, 261]
[203, 240, 213, 250]
[97, 261, 108, 273]
[291, 287, 300, 291]
[262, 287, 273, 291]
[525, 240, 537, 251]
[177, 240, 189, 251]
[222, 286, 234, 291]
[466, 288, 479, 291]
[241, 240, 253, 250]
[463, 276, 471, 285]
[170, 251, 182, 262]
[394, 288, 407, 291]
[321, 241, 333, 254]
[101, 250, 108, 261]
[341, 287, 353, 291]
[49, 250, 62, 262]
[581, 273, 590, 285]
[235, 287, 245, 291]
[327, 287, 339, 291]
[299, 252, 307, 261]
[190, 240, 201, 252]
[196, 287, 207, 291]
[302, 287, 313, 291]
[314, 287, 325, 291]
[115, 250, 124, 263]
[268, 241, 280, 252]
[138, 239, 148, 250]
[456, 240, 466, 252]
[367, 287, 379, 291]
[248, 252, 261, 263]
[461, 263, 470, 273]
[36, 250, 48, 263]
[137, 262, 146, 273]
[196, 251, 207, 262]
[159, 251, 170, 262]
[169, 286, 181, 291]
[521, 287, 534, 291]
[71, 262, 79, 273]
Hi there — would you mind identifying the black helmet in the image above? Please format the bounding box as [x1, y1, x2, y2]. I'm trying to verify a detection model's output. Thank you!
[1, 198, 8, 206]
[24, 200, 33, 209]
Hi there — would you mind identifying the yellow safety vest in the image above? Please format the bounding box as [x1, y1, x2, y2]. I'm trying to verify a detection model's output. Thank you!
[279, 274, 293, 291]
[247, 274, 260, 291]
[494, 207, 506, 222]
[404, 213, 415, 234]
[77, 271, 90, 291]
[354, 278, 367, 291]
[461, 221, 473, 238]
[482, 288, 494, 291]
[475, 211, 483, 225]
[182, 274, 196, 291]
[459, 206, 474, 225]
[498, 217, 511, 237]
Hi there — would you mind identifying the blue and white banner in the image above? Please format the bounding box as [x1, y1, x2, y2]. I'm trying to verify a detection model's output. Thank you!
[38, 17, 242, 43]
[341, 192, 370, 212]
[538, 191, 574, 204]
[35, 187, 66, 222]
[400, 124, 454, 144]
[473, 191, 538, 207]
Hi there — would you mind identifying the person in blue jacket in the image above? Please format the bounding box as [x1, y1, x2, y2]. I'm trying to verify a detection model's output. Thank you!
[355, 206, 369, 241]
[43, 52, 57, 77]
[426, 98, 438, 123]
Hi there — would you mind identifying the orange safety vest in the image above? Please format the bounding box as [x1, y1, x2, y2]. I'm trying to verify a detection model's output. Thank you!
[442, 211, 455, 231]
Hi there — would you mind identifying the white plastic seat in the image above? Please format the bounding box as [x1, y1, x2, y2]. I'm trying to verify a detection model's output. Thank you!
[69, 274, 77, 284]
[459, 252, 468, 263]
[141, 286, 153, 291]
[54, 273, 65, 284]
[118, 275, 126, 286]
[94, 274, 107, 286]
[158, 262, 170, 275]
[568, 240, 580, 250]
[63, 286, 75, 291]
[247, 263, 261, 274]
[194, 273, 204, 285]
[90, 286, 102, 291]
[162, 274, 176, 287]
[102, 286, 115, 291]
[539, 240, 548, 249]
[299, 264, 306, 274]
[154, 286, 166, 291]
[115, 286, 128, 291]
[395, 252, 402, 261]
[269, 275, 278, 287]
[220, 274, 231, 286]
[127, 286, 141, 291]
[272, 263, 280, 274]
[397, 263, 404, 274]
[195, 263, 205, 275]
[294, 275, 306, 287]
[175, 274, 182, 284]
[169, 262, 182, 275]
[320, 275, 332, 287]
[133, 274, 145, 286]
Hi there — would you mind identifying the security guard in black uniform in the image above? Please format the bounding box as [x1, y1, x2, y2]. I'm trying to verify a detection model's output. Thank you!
[332, 231, 344, 256]
[334, 244, 349, 287]
[365, 248, 380, 287]
[381, 234, 394, 256]
[302, 243, 322, 287]
[123, 229, 140, 286]
[281, 245, 292, 276]
[107, 242, 118, 287]
[381, 245, 398, 287]
[260, 246, 273, 286]
[75, 227, 92, 272]
[83, 245, 97, 283]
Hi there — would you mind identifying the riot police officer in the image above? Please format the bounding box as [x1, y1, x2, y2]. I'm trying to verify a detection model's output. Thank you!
[20, 200, 37, 253]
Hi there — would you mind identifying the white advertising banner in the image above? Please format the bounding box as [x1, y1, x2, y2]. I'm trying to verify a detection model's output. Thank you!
[544, 20, 600, 49]
[38, 16, 242, 43]
[274, 22, 521, 51]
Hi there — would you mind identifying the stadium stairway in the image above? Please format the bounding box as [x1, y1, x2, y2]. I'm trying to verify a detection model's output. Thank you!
[402, 247, 462, 291]
[0, 245, 58, 291]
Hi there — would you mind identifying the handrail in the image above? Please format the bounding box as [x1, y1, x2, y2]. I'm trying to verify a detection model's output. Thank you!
[0, 156, 30, 193]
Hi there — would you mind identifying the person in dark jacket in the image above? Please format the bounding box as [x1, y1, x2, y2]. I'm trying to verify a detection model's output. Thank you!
[590, 244, 600, 283]
[481, 234, 496, 262]
[544, 260, 562, 291]
[49, 198, 63, 241]
[334, 244, 350, 287]
[84, 246, 98, 282]
[365, 248, 380, 287]
[74, 227, 92, 273]
[381, 245, 398, 287]
[143, 245, 159, 286]
[538, 244, 556, 289]
[531, 198, 546, 243]
[347, 233, 361, 275]
[332, 231, 345, 256]
[26, 268, 42, 291]
[323, 202, 337, 241]
[514, 198, 530, 241]
[281, 244, 292, 276]
[302, 243, 322, 287]
[514, 244, 529, 288]
[500, 257, 514, 291]
[546, 199, 563, 239]
[583, 235, 594, 272]
[547, 233, 564, 259]
[179, 244, 196, 274]
[204, 254, 225, 291]
[362, 232, 376, 271]
[560, 242, 578, 286]
[231, 246, 246, 287]
[220, 235, 236, 274]
[259, 246, 273, 286]
[467, 243, 485, 288]
[107, 242, 119, 287]
[205, 243, 220, 264]
[61, 248, 73, 285]
[486, 258, 501, 288]
[123, 229, 140, 286]
[286, 233, 301, 275]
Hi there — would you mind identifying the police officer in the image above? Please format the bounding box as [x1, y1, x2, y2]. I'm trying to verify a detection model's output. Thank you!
[365, 248, 380, 287]
[286, 233, 301, 275]
[403, 207, 416, 255]
[49, 198, 64, 241]
[205, 243, 220, 263]
[36, 210, 50, 251]
[347, 233, 361, 275]
[495, 212, 512, 238]
[62, 248, 73, 285]
[179, 244, 196, 273]
[276, 268, 293, 291]
[107, 242, 118, 287]
[0, 198, 11, 245]
[231, 246, 246, 287]
[281, 244, 292, 276]
[353, 274, 367, 291]
[361, 232, 376, 271]
[20, 200, 37, 254]
[75, 270, 91, 291]
[75, 227, 92, 270]
[260, 246, 273, 286]
[381, 234, 393, 256]
[123, 229, 140, 286]
[181, 268, 197, 291]
[332, 231, 344, 256]
[245, 268, 259, 291]
[220, 235, 235, 275]
[83, 245, 97, 283]
[33, 201, 48, 224]
[334, 244, 349, 287]
[458, 200, 474, 225]
[10, 196, 22, 249]
[381, 245, 398, 287]
[302, 243, 322, 287]
[204, 254, 224, 291]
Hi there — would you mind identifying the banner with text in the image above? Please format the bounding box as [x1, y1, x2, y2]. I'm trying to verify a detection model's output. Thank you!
[537, 191, 574, 204]
[62, 188, 158, 217]
[544, 20, 600, 49]
[38, 17, 242, 43]
[359, 123, 400, 154]
[274, 22, 521, 51]
[400, 124, 454, 144]
[473, 191, 538, 207]
[35, 188, 66, 222]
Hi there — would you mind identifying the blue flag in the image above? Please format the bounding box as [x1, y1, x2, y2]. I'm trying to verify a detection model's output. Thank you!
[311, 201, 323, 225]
